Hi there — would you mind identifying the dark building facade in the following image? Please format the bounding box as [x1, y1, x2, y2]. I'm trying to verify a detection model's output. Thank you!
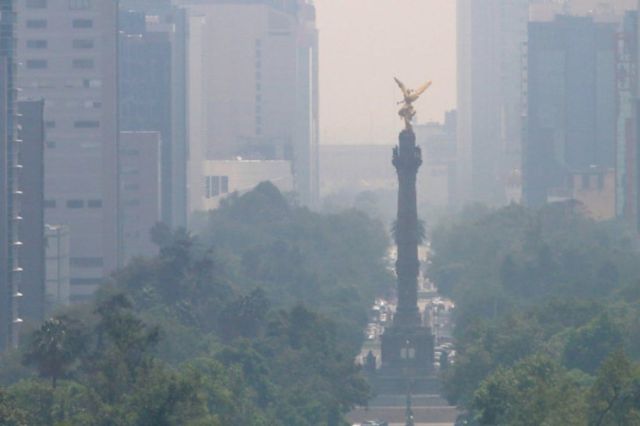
[524, 15, 617, 207]
[457, 0, 529, 206]
[17, 100, 45, 325]
[119, 4, 188, 228]
[616, 11, 640, 231]
[0, 0, 20, 351]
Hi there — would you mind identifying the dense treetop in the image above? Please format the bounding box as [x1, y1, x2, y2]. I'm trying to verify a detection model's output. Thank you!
[429, 202, 640, 424]
[0, 182, 392, 426]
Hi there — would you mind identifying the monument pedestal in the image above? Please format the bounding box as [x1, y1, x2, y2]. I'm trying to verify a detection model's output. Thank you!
[380, 325, 434, 373]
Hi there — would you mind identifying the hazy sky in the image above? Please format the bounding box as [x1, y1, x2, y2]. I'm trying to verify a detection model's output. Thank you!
[315, 0, 456, 145]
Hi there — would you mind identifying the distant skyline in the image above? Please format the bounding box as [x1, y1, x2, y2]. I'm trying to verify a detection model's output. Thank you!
[315, 0, 456, 145]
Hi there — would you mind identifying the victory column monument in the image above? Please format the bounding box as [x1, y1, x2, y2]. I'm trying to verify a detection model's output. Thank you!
[348, 80, 459, 425]
[380, 77, 434, 379]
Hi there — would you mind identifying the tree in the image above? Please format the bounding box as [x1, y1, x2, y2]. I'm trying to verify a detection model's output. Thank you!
[218, 288, 270, 342]
[22, 317, 84, 388]
[472, 356, 587, 426]
[0, 387, 27, 426]
[588, 349, 640, 426]
[563, 314, 624, 374]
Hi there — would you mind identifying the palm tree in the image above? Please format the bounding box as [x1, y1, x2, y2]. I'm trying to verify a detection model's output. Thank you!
[23, 318, 81, 388]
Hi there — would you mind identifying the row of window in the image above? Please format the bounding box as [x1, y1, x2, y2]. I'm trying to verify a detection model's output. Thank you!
[44, 199, 102, 209]
[27, 0, 92, 9]
[27, 39, 94, 49]
[70, 257, 103, 268]
[255, 39, 262, 135]
[44, 119, 99, 128]
[26, 58, 95, 70]
[205, 176, 229, 198]
[26, 18, 93, 29]
[70, 278, 102, 287]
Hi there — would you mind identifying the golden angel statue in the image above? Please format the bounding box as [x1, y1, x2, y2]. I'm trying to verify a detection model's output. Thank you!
[394, 77, 432, 130]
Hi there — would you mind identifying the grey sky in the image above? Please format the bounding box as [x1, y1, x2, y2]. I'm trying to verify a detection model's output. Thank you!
[315, 0, 456, 145]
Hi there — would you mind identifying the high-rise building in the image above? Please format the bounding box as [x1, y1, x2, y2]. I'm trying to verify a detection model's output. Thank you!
[119, 2, 188, 228]
[0, 0, 21, 351]
[17, 99, 45, 325]
[524, 15, 617, 207]
[16, 0, 119, 302]
[414, 111, 458, 211]
[616, 10, 639, 229]
[182, 0, 319, 209]
[456, 0, 529, 206]
[120, 131, 161, 263]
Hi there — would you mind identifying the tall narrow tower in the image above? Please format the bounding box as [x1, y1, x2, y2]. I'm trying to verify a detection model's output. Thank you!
[381, 127, 433, 372]
[392, 129, 422, 328]
[0, 0, 21, 351]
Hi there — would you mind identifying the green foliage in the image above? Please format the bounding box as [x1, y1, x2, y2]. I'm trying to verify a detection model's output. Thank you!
[23, 317, 85, 388]
[200, 181, 392, 350]
[1, 182, 388, 424]
[587, 349, 640, 425]
[431, 202, 640, 420]
[0, 387, 28, 426]
[563, 314, 624, 374]
[472, 356, 587, 426]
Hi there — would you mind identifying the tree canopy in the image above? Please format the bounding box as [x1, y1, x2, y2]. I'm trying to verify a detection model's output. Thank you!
[0, 182, 392, 425]
[429, 202, 640, 423]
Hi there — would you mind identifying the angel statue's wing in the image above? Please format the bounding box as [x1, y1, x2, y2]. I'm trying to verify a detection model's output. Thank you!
[394, 77, 409, 98]
[412, 80, 432, 99]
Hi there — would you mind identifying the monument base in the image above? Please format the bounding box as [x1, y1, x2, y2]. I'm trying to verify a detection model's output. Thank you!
[380, 325, 434, 373]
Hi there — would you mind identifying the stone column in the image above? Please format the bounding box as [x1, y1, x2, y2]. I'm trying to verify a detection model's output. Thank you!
[392, 128, 421, 328]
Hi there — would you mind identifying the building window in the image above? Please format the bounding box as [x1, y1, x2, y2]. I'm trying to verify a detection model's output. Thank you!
[45, 121, 55, 129]
[83, 79, 101, 88]
[74, 120, 99, 128]
[87, 199, 102, 208]
[26, 40, 48, 49]
[26, 59, 48, 69]
[66, 199, 84, 208]
[26, 19, 47, 29]
[26, 0, 47, 8]
[44, 199, 56, 208]
[124, 183, 139, 191]
[581, 174, 590, 190]
[83, 100, 101, 109]
[211, 176, 220, 197]
[598, 174, 605, 190]
[72, 39, 94, 49]
[70, 278, 103, 286]
[72, 58, 94, 69]
[205, 176, 225, 198]
[46, 141, 56, 149]
[72, 19, 93, 29]
[69, 0, 92, 10]
[70, 257, 103, 267]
